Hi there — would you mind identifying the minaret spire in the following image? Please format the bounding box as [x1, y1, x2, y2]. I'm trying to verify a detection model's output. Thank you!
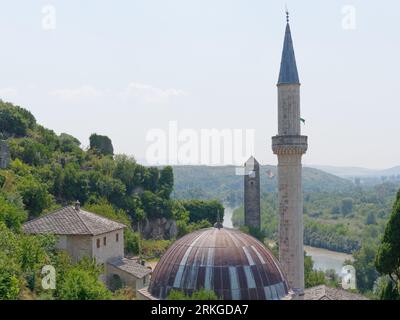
[272, 13, 308, 299]
[278, 11, 300, 85]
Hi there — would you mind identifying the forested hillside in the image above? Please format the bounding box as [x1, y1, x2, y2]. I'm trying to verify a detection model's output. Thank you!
[0, 100, 223, 300]
[172, 164, 354, 207]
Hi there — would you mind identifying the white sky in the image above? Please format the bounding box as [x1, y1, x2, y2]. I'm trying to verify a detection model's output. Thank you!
[0, 1, 399, 169]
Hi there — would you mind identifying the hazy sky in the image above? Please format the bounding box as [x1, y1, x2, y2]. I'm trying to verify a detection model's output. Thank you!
[0, 1, 399, 169]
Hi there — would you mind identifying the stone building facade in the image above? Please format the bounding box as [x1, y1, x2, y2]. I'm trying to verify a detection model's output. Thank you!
[244, 156, 261, 230]
[55, 229, 124, 264]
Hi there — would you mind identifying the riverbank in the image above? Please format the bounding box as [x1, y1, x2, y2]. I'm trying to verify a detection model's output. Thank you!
[305, 245, 353, 275]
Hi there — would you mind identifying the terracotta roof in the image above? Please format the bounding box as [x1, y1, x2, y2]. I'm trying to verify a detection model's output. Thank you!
[108, 257, 152, 279]
[149, 227, 291, 300]
[23, 206, 126, 236]
[304, 285, 368, 300]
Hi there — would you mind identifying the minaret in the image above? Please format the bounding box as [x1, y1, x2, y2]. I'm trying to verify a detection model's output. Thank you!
[244, 156, 261, 230]
[272, 12, 308, 297]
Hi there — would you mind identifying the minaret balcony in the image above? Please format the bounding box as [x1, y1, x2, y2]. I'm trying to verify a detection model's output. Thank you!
[272, 135, 308, 155]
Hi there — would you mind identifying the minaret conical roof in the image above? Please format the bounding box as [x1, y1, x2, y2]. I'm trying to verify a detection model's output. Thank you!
[277, 22, 300, 85]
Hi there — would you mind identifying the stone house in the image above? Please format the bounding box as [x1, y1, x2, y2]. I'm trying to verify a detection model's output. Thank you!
[107, 257, 151, 292]
[23, 201, 152, 294]
[304, 285, 369, 300]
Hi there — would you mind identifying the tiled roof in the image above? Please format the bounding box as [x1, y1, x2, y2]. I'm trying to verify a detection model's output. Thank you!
[23, 206, 126, 236]
[108, 257, 152, 279]
[304, 285, 368, 300]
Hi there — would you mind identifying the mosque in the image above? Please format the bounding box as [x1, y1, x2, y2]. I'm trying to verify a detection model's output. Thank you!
[137, 12, 303, 300]
[136, 13, 368, 301]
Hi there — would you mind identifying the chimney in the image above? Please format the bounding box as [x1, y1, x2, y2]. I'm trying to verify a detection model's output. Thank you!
[74, 200, 81, 211]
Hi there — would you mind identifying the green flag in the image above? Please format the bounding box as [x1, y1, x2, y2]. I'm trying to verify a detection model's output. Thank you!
[300, 117, 306, 125]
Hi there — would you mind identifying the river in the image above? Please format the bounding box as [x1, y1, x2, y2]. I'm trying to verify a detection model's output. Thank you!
[304, 245, 353, 275]
[223, 206, 235, 228]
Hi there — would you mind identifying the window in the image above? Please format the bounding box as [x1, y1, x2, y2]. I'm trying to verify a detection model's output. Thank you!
[103, 237, 107, 246]
[96, 239, 100, 248]
[116, 233, 119, 242]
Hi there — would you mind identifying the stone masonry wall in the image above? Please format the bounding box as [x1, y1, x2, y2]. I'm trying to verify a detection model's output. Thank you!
[244, 159, 261, 230]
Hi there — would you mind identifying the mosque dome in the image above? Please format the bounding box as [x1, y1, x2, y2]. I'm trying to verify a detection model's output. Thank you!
[148, 227, 292, 300]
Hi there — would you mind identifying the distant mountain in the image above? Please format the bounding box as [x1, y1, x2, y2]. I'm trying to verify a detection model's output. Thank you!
[309, 165, 400, 178]
[172, 165, 353, 207]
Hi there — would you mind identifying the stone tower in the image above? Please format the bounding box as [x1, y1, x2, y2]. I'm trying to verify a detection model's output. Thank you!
[0, 140, 10, 169]
[272, 13, 308, 296]
[244, 156, 261, 230]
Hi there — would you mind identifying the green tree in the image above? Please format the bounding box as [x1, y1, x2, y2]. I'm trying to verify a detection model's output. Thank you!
[375, 190, 400, 295]
[17, 175, 53, 216]
[304, 254, 326, 288]
[159, 166, 174, 199]
[352, 243, 379, 293]
[89, 134, 114, 156]
[141, 191, 172, 219]
[0, 256, 20, 300]
[58, 258, 111, 300]
[341, 198, 353, 216]
[58, 133, 81, 153]
[0, 194, 27, 230]
[374, 276, 400, 300]
[0, 101, 36, 138]
[10, 138, 51, 166]
[144, 167, 159, 193]
[181, 200, 224, 224]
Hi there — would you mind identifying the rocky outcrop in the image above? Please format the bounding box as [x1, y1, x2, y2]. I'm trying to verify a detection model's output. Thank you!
[0, 140, 10, 169]
[141, 218, 178, 240]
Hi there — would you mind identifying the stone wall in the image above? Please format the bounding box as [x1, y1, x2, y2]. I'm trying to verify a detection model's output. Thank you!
[277, 84, 301, 136]
[244, 157, 261, 230]
[273, 81, 307, 296]
[276, 153, 304, 294]
[0, 140, 10, 169]
[92, 229, 124, 264]
[65, 235, 93, 263]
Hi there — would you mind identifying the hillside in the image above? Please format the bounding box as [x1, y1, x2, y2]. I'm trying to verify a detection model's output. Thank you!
[0, 100, 224, 300]
[172, 165, 354, 206]
[310, 165, 400, 178]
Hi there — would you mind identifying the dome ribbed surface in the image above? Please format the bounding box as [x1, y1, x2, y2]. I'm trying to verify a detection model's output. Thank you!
[149, 227, 290, 300]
